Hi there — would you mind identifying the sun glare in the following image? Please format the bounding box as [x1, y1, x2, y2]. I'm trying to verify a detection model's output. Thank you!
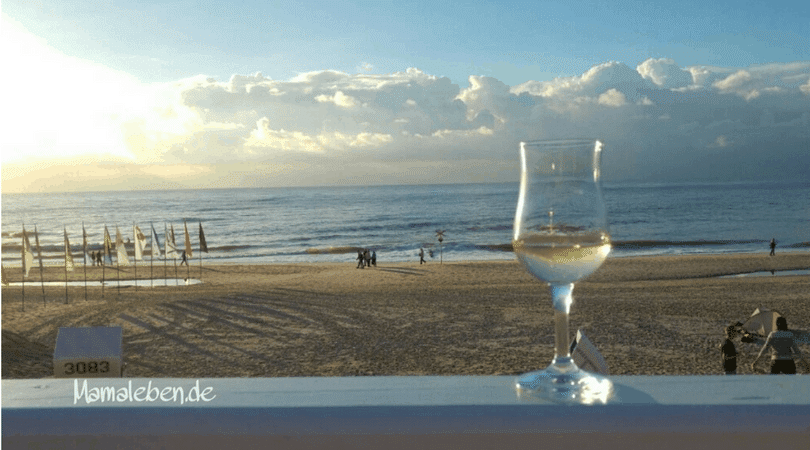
[1, 17, 147, 165]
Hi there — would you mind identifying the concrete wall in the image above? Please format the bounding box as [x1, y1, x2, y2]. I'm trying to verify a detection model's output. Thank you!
[3, 375, 809, 449]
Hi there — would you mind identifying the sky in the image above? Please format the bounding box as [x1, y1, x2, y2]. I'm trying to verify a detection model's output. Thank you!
[1, 0, 809, 193]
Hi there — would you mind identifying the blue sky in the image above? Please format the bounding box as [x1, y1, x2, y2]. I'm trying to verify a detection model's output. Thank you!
[7, 0, 808, 85]
[2, 0, 809, 191]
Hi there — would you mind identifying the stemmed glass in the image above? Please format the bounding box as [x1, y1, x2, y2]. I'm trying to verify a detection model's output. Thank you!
[513, 139, 612, 403]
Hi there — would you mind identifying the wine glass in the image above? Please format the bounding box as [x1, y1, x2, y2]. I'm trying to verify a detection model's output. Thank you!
[513, 139, 612, 404]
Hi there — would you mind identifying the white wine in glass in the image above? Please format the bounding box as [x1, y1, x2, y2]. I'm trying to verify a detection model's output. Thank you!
[513, 139, 613, 403]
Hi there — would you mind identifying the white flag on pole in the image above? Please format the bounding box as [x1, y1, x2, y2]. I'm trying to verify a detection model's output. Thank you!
[183, 220, 193, 259]
[166, 224, 178, 259]
[115, 226, 131, 266]
[64, 228, 75, 271]
[22, 227, 34, 277]
[82, 224, 90, 266]
[151, 224, 163, 258]
[103, 226, 114, 265]
[134, 225, 147, 260]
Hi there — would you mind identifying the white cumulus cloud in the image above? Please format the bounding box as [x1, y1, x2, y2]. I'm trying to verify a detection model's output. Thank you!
[598, 89, 628, 107]
[637, 58, 693, 89]
[315, 91, 359, 108]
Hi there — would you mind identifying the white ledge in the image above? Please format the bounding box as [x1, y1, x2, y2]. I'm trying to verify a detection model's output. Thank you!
[3, 375, 810, 449]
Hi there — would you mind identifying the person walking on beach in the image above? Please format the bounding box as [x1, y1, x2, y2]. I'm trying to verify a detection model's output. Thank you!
[357, 250, 365, 269]
[419, 248, 425, 264]
[720, 326, 738, 375]
[371, 250, 376, 267]
[364, 249, 371, 268]
[769, 238, 777, 256]
[180, 250, 188, 266]
[751, 317, 807, 374]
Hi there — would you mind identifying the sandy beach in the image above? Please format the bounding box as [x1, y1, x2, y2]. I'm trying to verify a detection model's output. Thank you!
[3, 252, 809, 379]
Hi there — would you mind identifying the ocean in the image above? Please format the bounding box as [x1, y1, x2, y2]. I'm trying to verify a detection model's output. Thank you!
[2, 180, 808, 266]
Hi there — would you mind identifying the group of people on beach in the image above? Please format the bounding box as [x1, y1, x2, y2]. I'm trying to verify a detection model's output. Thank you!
[721, 317, 807, 375]
[418, 248, 435, 264]
[87, 250, 189, 266]
[89, 251, 104, 266]
[356, 249, 376, 269]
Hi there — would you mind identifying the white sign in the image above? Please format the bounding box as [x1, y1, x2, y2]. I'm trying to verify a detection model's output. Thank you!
[54, 327, 123, 378]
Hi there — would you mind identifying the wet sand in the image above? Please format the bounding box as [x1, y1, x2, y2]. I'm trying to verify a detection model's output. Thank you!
[3, 252, 809, 379]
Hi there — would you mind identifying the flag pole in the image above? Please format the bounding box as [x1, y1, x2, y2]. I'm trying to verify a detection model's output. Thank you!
[164, 223, 168, 286]
[150, 222, 154, 289]
[115, 225, 122, 296]
[35, 225, 46, 307]
[184, 220, 191, 281]
[102, 226, 106, 300]
[82, 223, 87, 302]
[198, 221, 208, 282]
[64, 228, 69, 304]
[117, 246, 121, 296]
[21, 224, 27, 312]
[171, 224, 179, 283]
[133, 223, 138, 292]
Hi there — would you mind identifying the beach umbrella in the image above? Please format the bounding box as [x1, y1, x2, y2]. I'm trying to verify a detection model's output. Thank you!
[742, 308, 783, 336]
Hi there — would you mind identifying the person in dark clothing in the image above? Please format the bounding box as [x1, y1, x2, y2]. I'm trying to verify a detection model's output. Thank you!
[356, 250, 365, 269]
[180, 251, 188, 266]
[752, 317, 806, 374]
[371, 250, 376, 267]
[419, 248, 425, 264]
[769, 238, 776, 256]
[720, 326, 738, 375]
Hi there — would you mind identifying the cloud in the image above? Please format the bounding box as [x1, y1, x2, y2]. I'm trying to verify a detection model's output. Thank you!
[709, 135, 732, 148]
[513, 61, 646, 99]
[3, 47, 809, 192]
[713, 70, 758, 99]
[636, 58, 693, 89]
[243, 117, 393, 153]
[801, 78, 810, 95]
[315, 91, 359, 108]
[710, 63, 810, 101]
[597, 89, 627, 107]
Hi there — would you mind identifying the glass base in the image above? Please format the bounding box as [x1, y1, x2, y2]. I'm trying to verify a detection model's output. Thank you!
[515, 359, 613, 404]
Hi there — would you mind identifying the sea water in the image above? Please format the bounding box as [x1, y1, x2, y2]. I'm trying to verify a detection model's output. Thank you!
[2, 180, 808, 265]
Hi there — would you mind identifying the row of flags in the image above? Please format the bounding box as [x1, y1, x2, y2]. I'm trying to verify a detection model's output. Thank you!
[20, 221, 208, 277]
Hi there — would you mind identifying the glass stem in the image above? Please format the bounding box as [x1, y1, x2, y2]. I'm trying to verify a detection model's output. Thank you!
[550, 283, 574, 366]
